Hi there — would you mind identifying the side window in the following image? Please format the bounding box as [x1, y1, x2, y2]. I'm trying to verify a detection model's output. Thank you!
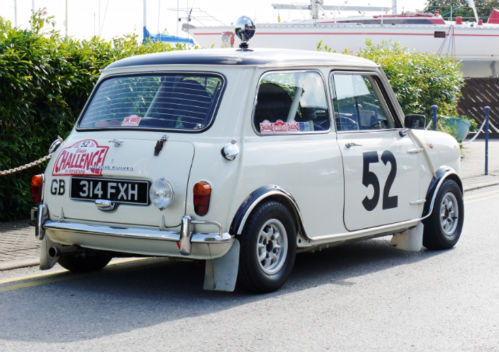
[253, 71, 330, 134]
[330, 73, 394, 132]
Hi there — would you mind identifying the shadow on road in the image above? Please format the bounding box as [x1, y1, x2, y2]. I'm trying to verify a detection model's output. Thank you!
[0, 238, 445, 343]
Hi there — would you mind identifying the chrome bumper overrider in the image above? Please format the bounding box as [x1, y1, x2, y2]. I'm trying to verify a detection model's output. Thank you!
[35, 205, 234, 260]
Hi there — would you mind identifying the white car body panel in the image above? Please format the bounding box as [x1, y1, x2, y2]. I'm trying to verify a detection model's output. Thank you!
[44, 132, 194, 227]
[338, 130, 425, 231]
[239, 133, 345, 237]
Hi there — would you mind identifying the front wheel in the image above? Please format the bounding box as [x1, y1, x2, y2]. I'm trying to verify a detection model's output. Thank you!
[238, 201, 297, 293]
[423, 179, 464, 250]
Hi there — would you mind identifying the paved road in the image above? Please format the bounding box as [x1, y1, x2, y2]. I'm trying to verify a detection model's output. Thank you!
[0, 186, 498, 351]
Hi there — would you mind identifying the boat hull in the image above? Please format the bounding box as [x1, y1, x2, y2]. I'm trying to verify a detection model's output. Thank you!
[190, 23, 499, 77]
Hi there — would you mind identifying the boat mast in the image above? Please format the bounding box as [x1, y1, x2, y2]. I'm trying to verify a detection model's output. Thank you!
[143, 0, 147, 41]
[13, 0, 17, 26]
[392, 0, 397, 14]
[466, 0, 479, 22]
[65, 0, 68, 37]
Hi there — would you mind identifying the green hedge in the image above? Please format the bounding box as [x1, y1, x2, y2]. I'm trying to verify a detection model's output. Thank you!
[0, 13, 182, 220]
[318, 40, 465, 118]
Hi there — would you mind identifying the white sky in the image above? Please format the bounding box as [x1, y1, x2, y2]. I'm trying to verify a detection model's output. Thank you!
[0, 0, 428, 40]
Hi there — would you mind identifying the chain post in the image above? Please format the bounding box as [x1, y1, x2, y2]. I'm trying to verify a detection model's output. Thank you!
[431, 105, 438, 131]
[484, 106, 490, 176]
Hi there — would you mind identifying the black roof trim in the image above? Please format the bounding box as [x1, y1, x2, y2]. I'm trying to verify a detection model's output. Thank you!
[105, 48, 375, 70]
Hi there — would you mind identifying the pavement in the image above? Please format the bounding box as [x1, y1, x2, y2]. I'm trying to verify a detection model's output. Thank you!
[1, 139, 498, 272]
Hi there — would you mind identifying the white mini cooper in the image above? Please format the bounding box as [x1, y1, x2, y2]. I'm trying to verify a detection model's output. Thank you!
[32, 18, 464, 293]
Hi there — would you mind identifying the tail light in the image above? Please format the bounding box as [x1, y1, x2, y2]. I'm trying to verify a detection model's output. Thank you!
[193, 181, 211, 216]
[31, 174, 44, 204]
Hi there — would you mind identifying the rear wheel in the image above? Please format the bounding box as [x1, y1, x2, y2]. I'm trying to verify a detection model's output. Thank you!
[58, 251, 112, 273]
[238, 201, 297, 293]
[423, 179, 464, 250]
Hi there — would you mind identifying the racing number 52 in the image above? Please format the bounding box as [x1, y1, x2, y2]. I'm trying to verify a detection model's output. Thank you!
[362, 150, 398, 211]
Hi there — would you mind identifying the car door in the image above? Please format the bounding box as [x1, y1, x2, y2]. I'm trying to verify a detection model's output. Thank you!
[330, 72, 425, 231]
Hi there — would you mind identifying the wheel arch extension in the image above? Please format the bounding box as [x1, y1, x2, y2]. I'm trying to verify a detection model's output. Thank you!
[229, 185, 306, 237]
[422, 166, 463, 219]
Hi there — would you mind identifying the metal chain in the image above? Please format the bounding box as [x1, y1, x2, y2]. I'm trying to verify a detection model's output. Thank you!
[0, 154, 52, 176]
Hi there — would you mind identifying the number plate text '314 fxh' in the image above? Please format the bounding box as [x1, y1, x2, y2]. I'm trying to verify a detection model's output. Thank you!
[71, 177, 149, 205]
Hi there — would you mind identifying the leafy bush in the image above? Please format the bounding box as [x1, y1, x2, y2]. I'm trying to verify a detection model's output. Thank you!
[318, 40, 465, 119]
[0, 11, 183, 220]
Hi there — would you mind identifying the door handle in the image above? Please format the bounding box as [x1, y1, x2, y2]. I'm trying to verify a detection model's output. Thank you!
[345, 142, 362, 149]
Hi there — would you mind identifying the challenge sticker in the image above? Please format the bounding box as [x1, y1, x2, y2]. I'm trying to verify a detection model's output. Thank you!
[52, 139, 109, 176]
[260, 120, 301, 134]
[121, 115, 141, 127]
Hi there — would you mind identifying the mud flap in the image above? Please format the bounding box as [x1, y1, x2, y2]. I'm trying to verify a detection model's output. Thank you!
[391, 222, 424, 252]
[203, 239, 240, 292]
[39, 235, 59, 270]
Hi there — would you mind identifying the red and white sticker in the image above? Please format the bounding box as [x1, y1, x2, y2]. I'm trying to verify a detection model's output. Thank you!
[52, 139, 109, 176]
[260, 120, 301, 134]
[121, 115, 141, 127]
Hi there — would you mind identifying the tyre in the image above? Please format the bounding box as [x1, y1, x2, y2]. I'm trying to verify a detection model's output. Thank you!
[238, 200, 297, 293]
[58, 251, 112, 273]
[423, 179, 464, 250]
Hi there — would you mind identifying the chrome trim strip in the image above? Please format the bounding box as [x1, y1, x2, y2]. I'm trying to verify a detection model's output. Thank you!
[307, 218, 421, 244]
[43, 217, 232, 249]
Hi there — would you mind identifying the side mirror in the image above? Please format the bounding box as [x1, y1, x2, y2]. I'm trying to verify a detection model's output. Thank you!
[404, 114, 426, 129]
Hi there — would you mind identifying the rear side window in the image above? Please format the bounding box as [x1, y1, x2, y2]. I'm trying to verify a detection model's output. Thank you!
[78, 74, 224, 131]
[253, 71, 330, 134]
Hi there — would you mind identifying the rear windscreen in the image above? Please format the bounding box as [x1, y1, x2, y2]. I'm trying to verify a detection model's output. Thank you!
[78, 74, 224, 131]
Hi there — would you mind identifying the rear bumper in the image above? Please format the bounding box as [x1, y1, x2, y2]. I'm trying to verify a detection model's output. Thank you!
[34, 204, 234, 260]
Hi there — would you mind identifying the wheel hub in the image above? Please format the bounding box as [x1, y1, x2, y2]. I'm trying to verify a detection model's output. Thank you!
[256, 219, 288, 275]
[439, 192, 459, 237]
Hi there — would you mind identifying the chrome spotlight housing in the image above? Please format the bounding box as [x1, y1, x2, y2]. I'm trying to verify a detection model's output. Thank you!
[150, 178, 175, 210]
[235, 16, 255, 49]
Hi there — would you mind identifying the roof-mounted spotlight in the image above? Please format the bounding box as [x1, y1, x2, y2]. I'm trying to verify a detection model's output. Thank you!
[235, 16, 255, 50]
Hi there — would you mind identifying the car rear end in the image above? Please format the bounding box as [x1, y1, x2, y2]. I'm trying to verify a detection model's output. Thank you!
[33, 68, 236, 268]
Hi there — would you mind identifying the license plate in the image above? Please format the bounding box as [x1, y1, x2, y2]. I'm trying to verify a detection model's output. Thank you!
[71, 177, 149, 205]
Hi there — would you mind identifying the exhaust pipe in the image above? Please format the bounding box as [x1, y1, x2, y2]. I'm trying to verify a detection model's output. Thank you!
[48, 245, 80, 258]
[48, 246, 59, 258]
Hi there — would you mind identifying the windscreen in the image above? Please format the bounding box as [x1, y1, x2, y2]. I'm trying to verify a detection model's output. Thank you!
[78, 74, 224, 131]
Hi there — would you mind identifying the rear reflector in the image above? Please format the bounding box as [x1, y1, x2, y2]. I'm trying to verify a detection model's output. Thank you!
[193, 181, 211, 216]
[31, 174, 44, 204]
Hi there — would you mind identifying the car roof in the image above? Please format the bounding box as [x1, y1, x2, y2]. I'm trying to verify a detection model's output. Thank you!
[105, 48, 378, 70]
